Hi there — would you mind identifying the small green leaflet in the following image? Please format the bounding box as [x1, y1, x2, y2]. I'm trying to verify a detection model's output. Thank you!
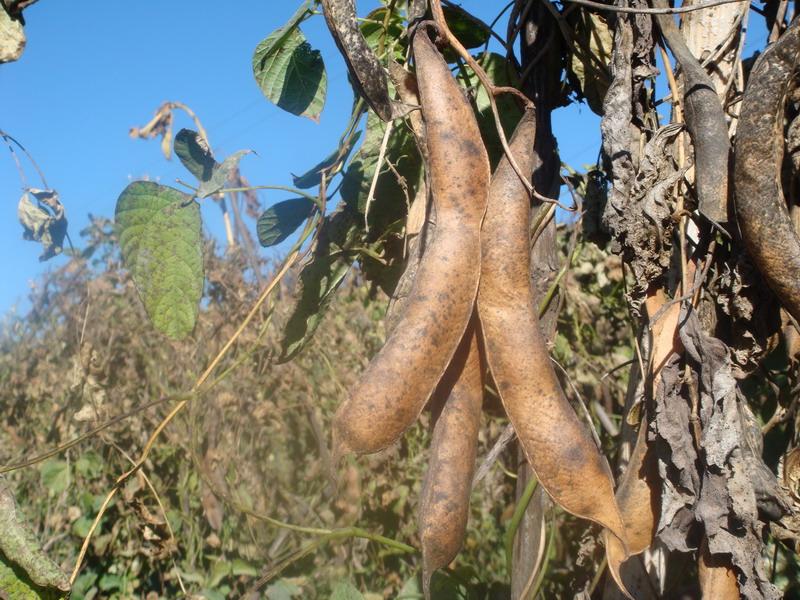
[252, 3, 327, 122]
[330, 581, 365, 600]
[115, 181, 204, 340]
[174, 128, 215, 181]
[173, 129, 252, 198]
[196, 149, 252, 199]
[360, 7, 406, 61]
[257, 198, 315, 247]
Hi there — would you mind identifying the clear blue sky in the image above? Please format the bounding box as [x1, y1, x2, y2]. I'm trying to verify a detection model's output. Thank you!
[3, 1, 762, 318]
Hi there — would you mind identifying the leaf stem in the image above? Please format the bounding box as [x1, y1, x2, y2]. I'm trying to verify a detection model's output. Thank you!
[504, 476, 538, 575]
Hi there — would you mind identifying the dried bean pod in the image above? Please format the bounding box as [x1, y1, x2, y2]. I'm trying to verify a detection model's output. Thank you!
[419, 319, 483, 598]
[333, 25, 490, 456]
[734, 17, 800, 323]
[653, 0, 731, 224]
[320, 0, 404, 121]
[477, 109, 628, 546]
[604, 422, 659, 593]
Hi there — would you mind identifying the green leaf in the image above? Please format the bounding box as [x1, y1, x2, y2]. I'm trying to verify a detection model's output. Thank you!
[360, 8, 406, 62]
[39, 460, 69, 496]
[331, 581, 364, 600]
[292, 130, 361, 189]
[174, 129, 215, 181]
[257, 198, 314, 247]
[97, 573, 123, 592]
[0, 482, 70, 597]
[115, 181, 204, 340]
[279, 206, 363, 362]
[265, 578, 302, 600]
[442, 5, 491, 53]
[230, 559, 257, 577]
[340, 111, 421, 230]
[17, 189, 68, 262]
[196, 149, 252, 199]
[457, 52, 524, 167]
[252, 16, 327, 121]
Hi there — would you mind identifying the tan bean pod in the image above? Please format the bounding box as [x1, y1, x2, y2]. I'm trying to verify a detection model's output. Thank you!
[332, 25, 490, 456]
[476, 109, 628, 547]
[419, 319, 483, 597]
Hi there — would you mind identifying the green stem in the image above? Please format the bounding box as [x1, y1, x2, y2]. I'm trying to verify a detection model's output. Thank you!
[528, 515, 555, 599]
[216, 184, 322, 207]
[504, 477, 538, 575]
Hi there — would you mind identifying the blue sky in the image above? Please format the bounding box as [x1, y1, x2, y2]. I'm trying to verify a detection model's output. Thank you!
[1, 2, 765, 318]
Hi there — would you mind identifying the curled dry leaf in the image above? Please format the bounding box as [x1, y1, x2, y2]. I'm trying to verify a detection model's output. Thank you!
[129, 103, 174, 160]
[476, 110, 628, 562]
[419, 320, 483, 597]
[734, 17, 800, 324]
[332, 26, 489, 456]
[17, 189, 68, 261]
[0, 4, 25, 63]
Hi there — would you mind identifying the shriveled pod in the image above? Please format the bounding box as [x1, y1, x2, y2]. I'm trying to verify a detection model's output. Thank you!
[476, 110, 628, 552]
[332, 24, 490, 456]
[419, 320, 483, 598]
[734, 17, 800, 324]
[653, 0, 731, 225]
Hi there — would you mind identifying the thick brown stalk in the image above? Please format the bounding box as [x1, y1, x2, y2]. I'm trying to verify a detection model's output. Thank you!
[734, 17, 800, 324]
[477, 109, 628, 557]
[332, 26, 490, 456]
[419, 320, 483, 598]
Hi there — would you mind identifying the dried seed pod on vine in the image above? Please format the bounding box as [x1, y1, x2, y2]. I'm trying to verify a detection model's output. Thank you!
[734, 17, 800, 325]
[332, 24, 490, 456]
[418, 319, 483, 598]
[476, 110, 628, 566]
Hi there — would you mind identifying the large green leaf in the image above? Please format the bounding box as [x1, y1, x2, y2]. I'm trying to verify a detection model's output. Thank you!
[252, 8, 327, 122]
[278, 206, 362, 362]
[0, 482, 69, 598]
[115, 181, 204, 340]
[257, 197, 314, 247]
